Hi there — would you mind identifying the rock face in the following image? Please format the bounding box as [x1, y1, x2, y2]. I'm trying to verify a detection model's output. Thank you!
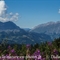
[30, 21, 60, 39]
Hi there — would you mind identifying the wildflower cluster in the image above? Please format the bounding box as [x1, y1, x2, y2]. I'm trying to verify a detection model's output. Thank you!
[0, 38, 60, 60]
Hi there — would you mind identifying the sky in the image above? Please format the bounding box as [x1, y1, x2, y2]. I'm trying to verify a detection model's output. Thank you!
[0, 0, 60, 28]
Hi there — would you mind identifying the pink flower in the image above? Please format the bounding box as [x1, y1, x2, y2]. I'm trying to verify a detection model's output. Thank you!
[11, 49, 15, 53]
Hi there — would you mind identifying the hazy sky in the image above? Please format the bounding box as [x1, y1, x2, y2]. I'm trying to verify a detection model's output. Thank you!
[2, 0, 60, 28]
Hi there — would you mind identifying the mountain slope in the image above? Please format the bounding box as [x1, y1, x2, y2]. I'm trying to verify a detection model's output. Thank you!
[0, 21, 51, 44]
[0, 21, 26, 33]
[0, 32, 51, 44]
[30, 21, 60, 39]
[0, 21, 20, 30]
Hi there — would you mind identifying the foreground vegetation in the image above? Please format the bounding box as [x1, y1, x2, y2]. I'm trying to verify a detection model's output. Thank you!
[0, 38, 60, 60]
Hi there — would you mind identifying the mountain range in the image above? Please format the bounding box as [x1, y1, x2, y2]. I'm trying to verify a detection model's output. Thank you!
[0, 21, 60, 44]
[30, 21, 60, 39]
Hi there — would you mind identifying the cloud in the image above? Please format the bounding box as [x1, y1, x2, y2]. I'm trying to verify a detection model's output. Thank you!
[0, 0, 7, 16]
[10, 13, 19, 21]
[58, 9, 60, 14]
[0, 0, 19, 22]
